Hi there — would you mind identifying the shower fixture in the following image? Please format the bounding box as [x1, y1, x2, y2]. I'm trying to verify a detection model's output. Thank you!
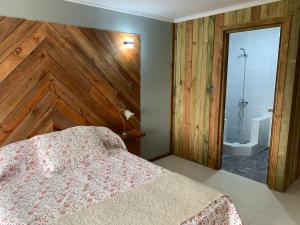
[237, 48, 249, 142]
[240, 48, 248, 58]
[239, 99, 249, 106]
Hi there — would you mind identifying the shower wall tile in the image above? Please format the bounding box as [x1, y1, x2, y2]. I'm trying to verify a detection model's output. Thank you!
[249, 40, 267, 55]
[248, 53, 268, 68]
[246, 67, 268, 82]
[246, 81, 266, 95]
[228, 68, 244, 81]
[225, 104, 240, 121]
[245, 106, 264, 119]
[228, 57, 244, 69]
[225, 27, 280, 142]
[226, 126, 238, 141]
[246, 94, 265, 107]
[227, 114, 239, 128]
[240, 128, 251, 142]
[269, 52, 279, 67]
[267, 67, 277, 81]
[226, 91, 241, 105]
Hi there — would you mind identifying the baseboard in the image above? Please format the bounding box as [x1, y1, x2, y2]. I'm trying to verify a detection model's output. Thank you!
[149, 152, 172, 162]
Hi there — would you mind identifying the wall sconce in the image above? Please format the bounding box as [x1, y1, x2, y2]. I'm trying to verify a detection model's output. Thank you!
[119, 109, 135, 135]
[124, 38, 134, 49]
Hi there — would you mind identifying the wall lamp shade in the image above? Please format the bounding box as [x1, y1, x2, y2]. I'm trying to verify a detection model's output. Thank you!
[119, 109, 135, 135]
[124, 110, 135, 120]
[124, 38, 134, 49]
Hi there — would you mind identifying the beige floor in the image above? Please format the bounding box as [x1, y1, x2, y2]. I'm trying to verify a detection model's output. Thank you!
[154, 155, 300, 225]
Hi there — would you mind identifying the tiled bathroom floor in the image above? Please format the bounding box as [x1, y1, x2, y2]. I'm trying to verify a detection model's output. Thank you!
[222, 148, 269, 183]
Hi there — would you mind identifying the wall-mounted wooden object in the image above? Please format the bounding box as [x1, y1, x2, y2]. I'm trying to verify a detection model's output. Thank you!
[0, 16, 141, 154]
[119, 130, 146, 156]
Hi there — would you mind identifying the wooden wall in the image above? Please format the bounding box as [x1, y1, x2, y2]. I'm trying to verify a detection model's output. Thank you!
[0, 16, 140, 147]
[286, 30, 300, 186]
[299, 43, 300, 179]
[172, 0, 300, 191]
[173, 17, 215, 164]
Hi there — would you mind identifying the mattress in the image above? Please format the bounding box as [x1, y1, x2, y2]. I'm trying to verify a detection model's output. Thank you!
[0, 126, 242, 225]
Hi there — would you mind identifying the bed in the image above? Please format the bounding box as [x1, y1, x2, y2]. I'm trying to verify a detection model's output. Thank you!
[0, 126, 242, 225]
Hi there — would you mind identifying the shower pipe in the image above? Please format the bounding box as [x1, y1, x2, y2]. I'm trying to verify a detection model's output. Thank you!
[237, 48, 249, 143]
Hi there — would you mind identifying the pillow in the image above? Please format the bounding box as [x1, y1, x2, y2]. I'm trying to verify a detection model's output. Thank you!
[95, 127, 126, 151]
[32, 126, 126, 176]
[0, 140, 33, 181]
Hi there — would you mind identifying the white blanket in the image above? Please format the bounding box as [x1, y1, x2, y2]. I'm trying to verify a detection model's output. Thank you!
[52, 172, 222, 225]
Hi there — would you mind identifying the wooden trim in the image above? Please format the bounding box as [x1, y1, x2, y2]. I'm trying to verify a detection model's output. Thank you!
[296, 32, 300, 178]
[208, 14, 224, 169]
[284, 28, 300, 186]
[208, 16, 292, 189]
[149, 153, 172, 162]
[267, 17, 291, 190]
[170, 23, 176, 154]
[221, 16, 289, 32]
[214, 25, 230, 170]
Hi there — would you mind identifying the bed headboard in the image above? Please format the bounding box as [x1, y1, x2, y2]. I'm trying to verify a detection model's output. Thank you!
[0, 16, 140, 147]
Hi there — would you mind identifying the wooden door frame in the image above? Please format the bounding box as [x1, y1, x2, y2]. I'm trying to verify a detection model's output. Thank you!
[208, 16, 291, 190]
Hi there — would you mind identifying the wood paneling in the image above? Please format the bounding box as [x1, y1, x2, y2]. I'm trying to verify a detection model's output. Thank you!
[172, 0, 300, 191]
[0, 17, 141, 151]
[211, 16, 291, 191]
[286, 30, 300, 186]
[173, 17, 215, 164]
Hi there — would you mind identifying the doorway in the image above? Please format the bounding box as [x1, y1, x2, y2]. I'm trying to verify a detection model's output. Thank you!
[221, 27, 281, 183]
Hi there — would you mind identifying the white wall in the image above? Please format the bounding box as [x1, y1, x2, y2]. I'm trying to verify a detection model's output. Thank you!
[225, 27, 281, 142]
[0, 0, 172, 159]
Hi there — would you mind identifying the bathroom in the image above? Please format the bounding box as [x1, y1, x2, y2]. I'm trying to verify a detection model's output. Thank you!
[222, 27, 281, 184]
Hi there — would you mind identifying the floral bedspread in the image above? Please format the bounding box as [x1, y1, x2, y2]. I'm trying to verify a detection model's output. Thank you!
[0, 126, 242, 225]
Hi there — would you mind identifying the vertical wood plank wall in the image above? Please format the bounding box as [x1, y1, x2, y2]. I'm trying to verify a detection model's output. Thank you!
[173, 17, 215, 164]
[286, 30, 300, 186]
[298, 37, 300, 179]
[0, 16, 141, 149]
[172, 0, 300, 191]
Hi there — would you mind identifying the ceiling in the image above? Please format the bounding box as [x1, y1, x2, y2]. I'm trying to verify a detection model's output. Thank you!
[65, 0, 279, 23]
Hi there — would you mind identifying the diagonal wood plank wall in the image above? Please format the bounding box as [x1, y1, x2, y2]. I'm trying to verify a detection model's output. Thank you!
[0, 16, 140, 147]
[172, 0, 300, 191]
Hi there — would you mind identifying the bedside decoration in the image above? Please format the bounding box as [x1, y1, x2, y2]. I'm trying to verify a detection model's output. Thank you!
[119, 109, 135, 136]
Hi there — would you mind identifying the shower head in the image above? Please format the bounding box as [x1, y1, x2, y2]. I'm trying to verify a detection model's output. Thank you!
[240, 48, 248, 58]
